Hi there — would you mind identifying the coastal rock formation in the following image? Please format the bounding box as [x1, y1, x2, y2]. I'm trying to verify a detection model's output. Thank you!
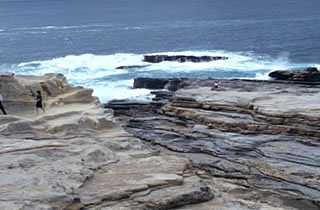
[0, 73, 113, 139]
[143, 55, 228, 63]
[269, 67, 320, 82]
[2, 72, 320, 209]
[0, 73, 214, 209]
[116, 65, 150, 70]
[133, 77, 185, 91]
[122, 78, 320, 209]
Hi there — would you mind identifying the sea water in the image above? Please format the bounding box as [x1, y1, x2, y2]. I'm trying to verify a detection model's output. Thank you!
[0, 0, 319, 102]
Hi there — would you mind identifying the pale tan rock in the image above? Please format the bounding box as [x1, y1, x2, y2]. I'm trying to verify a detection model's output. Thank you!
[0, 73, 212, 209]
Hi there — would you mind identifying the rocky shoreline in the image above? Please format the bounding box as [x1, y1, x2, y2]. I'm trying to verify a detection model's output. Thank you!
[0, 68, 320, 209]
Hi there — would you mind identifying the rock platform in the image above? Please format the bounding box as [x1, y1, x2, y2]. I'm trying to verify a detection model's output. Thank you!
[122, 77, 320, 210]
[0, 73, 213, 210]
[1, 71, 320, 210]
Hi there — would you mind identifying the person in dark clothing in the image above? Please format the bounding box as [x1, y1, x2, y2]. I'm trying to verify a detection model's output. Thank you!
[0, 94, 7, 115]
[36, 91, 45, 114]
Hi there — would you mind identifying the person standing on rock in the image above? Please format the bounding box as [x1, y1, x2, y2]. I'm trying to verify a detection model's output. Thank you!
[210, 81, 220, 91]
[0, 93, 7, 115]
[36, 91, 45, 114]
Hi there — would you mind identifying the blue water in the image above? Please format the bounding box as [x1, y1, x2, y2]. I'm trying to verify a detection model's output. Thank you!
[0, 0, 320, 101]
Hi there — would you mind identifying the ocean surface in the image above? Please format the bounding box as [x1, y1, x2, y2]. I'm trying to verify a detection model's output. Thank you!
[0, 0, 320, 102]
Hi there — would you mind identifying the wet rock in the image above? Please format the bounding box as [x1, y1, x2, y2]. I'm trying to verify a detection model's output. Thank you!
[116, 65, 150, 69]
[133, 78, 170, 89]
[151, 90, 174, 101]
[269, 67, 320, 82]
[269, 70, 295, 80]
[133, 77, 185, 91]
[143, 55, 228, 63]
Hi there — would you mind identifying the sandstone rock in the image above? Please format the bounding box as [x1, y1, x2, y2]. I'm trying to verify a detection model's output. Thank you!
[0, 73, 214, 209]
[0, 72, 14, 80]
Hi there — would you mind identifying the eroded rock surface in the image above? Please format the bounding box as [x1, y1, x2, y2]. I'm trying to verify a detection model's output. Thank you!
[123, 78, 320, 210]
[2, 72, 320, 209]
[0, 73, 213, 210]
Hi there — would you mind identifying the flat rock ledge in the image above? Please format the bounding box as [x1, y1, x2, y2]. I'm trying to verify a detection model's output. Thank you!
[120, 78, 320, 210]
[0, 73, 213, 210]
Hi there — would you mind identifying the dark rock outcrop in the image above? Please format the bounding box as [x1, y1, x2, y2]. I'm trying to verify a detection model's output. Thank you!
[133, 78, 170, 89]
[269, 67, 320, 82]
[116, 65, 150, 70]
[143, 55, 228, 63]
[133, 77, 185, 91]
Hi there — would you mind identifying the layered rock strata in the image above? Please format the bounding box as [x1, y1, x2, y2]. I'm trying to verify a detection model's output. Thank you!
[122, 78, 320, 210]
[0, 73, 213, 209]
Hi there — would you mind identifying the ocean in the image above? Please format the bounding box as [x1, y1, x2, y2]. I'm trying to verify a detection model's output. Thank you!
[0, 0, 320, 102]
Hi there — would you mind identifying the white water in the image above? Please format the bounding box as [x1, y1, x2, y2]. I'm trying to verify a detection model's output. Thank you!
[1, 50, 317, 102]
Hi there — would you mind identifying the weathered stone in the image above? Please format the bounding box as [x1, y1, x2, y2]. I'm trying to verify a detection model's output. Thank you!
[0, 74, 214, 210]
[121, 78, 320, 209]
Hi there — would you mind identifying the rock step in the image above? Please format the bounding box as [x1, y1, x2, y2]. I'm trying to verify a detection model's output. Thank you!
[161, 102, 320, 137]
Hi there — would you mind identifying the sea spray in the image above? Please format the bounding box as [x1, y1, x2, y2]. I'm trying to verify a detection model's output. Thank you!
[1, 50, 318, 102]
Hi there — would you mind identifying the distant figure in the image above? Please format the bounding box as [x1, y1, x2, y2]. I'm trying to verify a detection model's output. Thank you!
[214, 81, 220, 88]
[0, 93, 7, 115]
[36, 91, 45, 114]
[210, 81, 220, 91]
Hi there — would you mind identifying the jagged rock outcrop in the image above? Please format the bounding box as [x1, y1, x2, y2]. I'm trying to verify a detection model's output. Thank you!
[121, 78, 320, 210]
[0, 73, 214, 209]
[133, 77, 186, 91]
[143, 55, 228, 63]
[269, 67, 320, 82]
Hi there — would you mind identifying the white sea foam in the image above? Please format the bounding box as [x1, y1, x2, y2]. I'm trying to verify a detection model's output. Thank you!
[9, 50, 318, 102]
[93, 80, 153, 102]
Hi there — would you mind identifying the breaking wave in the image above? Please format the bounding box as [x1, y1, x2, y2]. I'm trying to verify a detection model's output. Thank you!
[1, 50, 318, 102]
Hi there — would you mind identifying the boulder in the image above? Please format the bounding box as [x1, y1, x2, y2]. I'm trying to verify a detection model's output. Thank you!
[268, 70, 296, 80]
[269, 67, 320, 82]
